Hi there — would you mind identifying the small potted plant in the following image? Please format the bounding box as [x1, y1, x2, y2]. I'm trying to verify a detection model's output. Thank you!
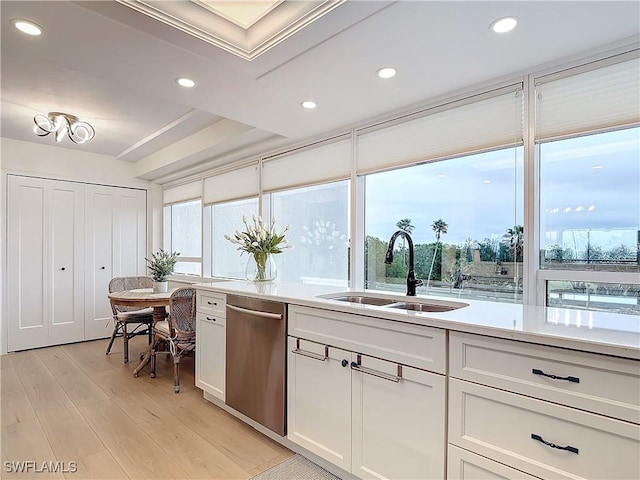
[146, 249, 180, 292]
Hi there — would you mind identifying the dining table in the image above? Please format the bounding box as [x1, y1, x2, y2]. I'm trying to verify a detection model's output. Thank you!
[108, 287, 178, 377]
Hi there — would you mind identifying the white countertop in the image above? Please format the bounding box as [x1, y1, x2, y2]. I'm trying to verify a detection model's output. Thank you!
[195, 279, 640, 360]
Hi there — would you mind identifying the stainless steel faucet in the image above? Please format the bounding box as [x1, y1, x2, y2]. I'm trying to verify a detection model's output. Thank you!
[384, 230, 423, 296]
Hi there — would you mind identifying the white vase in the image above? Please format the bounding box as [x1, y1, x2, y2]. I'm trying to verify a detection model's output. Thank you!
[245, 253, 277, 282]
[153, 281, 168, 293]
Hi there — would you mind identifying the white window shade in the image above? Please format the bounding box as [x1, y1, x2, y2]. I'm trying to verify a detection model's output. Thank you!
[356, 86, 523, 174]
[163, 180, 201, 205]
[535, 53, 640, 141]
[261, 136, 352, 192]
[203, 164, 259, 205]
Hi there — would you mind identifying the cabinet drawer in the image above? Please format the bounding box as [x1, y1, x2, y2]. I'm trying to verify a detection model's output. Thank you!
[196, 312, 226, 327]
[447, 445, 540, 480]
[449, 378, 640, 480]
[450, 331, 640, 423]
[196, 291, 226, 317]
[289, 305, 446, 373]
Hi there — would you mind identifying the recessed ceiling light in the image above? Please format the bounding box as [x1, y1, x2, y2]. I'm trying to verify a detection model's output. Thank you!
[301, 101, 317, 109]
[12, 19, 42, 36]
[377, 67, 396, 79]
[490, 16, 517, 34]
[176, 78, 195, 88]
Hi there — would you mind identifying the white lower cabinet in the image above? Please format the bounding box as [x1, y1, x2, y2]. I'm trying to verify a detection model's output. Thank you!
[287, 338, 352, 472]
[287, 335, 446, 479]
[195, 313, 226, 401]
[352, 355, 446, 480]
[447, 445, 540, 480]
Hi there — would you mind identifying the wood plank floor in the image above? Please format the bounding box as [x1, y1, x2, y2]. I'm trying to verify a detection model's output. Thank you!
[1, 335, 293, 479]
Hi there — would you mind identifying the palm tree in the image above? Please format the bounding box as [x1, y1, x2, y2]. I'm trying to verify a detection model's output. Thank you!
[502, 225, 524, 296]
[426, 218, 448, 290]
[395, 218, 414, 263]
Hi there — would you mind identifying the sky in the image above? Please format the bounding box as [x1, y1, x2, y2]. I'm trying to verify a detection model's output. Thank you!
[365, 127, 639, 250]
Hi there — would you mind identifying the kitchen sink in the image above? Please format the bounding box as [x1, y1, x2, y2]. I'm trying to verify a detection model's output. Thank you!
[386, 301, 466, 312]
[318, 292, 468, 312]
[327, 295, 397, 306]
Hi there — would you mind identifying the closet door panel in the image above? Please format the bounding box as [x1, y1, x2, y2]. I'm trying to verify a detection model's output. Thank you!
[115, 190, 146, 276]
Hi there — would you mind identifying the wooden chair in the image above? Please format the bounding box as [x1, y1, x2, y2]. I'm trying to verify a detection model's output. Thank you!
[106, 276, 154, 363]
[150, 287, 196, 393]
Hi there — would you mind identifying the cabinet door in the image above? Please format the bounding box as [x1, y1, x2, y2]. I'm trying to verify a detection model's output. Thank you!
[196, 313, 226, 401]
[287, 337, 352, 472]
[84, 185, 146, 340]
[7, 176, 84, 351]
[351, 355, 446, 480]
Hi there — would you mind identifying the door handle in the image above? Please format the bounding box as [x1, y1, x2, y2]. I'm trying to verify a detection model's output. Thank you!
[61, 267, 66, 271]
[227, 304, 282, 319]
[350, 354, 403, 383]
[100, 266, 106, 270]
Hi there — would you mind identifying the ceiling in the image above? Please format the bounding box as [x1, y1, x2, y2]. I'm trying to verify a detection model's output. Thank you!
[2, 1, 639, 183]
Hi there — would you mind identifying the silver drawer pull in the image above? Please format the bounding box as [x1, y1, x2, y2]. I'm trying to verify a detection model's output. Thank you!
[531, 433, 579, 454]
[291, 338, 328, 362]
[532, 368, 580, 383]
[350, 354, 402, 383]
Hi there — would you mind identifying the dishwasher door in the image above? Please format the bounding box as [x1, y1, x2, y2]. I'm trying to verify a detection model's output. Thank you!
[225, 294, 287, 436]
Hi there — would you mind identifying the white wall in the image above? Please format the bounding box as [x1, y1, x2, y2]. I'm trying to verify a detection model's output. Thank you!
[0, 137, 163, 354]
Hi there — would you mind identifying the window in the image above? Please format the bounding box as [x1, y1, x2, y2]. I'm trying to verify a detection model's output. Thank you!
[364, 147, 524, 302]
[267, 181, 350, 285]
[535, 53, 639, 316]
[164, 199, 202, 275]
[205, 197, 258, 278]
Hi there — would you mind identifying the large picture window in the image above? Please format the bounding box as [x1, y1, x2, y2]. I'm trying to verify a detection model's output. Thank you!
[267, 181, 349, 285]
[364, 147, 524, 302]
[163, 199, 202, 276]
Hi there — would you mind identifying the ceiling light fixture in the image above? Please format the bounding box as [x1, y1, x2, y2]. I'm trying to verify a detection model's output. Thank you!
[377, 67, 396, 79]
[176, 77, 195, 88]
[33, 112, 95, 144]
[301, 101, 317, 109]
[12, 19, 43, 36]
[490, 17, 517, 33]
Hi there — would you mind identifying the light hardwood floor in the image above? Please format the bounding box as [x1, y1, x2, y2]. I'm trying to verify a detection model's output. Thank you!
[1, 335, 293, 479]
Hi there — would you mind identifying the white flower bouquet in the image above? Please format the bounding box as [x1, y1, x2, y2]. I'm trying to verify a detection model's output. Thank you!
[225, 215, 291, 281]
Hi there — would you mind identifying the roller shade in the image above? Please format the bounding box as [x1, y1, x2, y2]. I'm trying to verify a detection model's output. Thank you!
[261, 135, 352, 192]
[535, 52, 640, 141]
[356, 86, 523, 174]
[163, 180, 201, 205]
[203, 164, 259, 205]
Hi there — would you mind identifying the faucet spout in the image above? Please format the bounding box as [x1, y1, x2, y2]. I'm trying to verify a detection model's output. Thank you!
[384, 230, 423, 296]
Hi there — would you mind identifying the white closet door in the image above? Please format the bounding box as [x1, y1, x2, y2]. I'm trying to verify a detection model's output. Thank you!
[48, 182, 85, 345]
[84, 185, 146, 340]
[8, 176, 84, 351]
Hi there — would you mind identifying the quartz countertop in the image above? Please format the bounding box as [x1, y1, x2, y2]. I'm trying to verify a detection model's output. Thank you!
[194, 279, 640, 360]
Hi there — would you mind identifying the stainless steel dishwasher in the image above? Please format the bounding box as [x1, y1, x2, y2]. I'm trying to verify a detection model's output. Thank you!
[225, 294, 287, 436]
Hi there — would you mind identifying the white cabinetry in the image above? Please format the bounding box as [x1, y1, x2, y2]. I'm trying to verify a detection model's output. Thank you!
[287, 305, 446, 480]
[7, 176, 85, 351]
[195, 291, 226, 401]
[84, 184, 146, 340]
[448, 331, 640, 480]
[7, 175, 147, 351]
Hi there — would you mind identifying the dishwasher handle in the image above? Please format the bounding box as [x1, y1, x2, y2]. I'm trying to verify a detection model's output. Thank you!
[227, 304, 283, 320]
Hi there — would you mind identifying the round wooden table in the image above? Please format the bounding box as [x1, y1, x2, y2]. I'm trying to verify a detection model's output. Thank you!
[108, 288, 176, 377]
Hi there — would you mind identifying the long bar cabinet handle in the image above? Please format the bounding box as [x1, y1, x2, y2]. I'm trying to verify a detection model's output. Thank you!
[291, 338, 328, 362]
[531, 433, 579, 454]
[227, 304, 282, 319]
[350, 354, 402, 383]
[532, 368, 580, 383]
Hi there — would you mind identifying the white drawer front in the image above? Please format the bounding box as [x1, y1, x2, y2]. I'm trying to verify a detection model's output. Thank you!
[196, 291, 226, 317]
[196, 311, 226, 327]
[450, 331, 640, 423]
[449, 378, 640, 480]
[447, 445, 540, 480]
[288, 305, 446, 373]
